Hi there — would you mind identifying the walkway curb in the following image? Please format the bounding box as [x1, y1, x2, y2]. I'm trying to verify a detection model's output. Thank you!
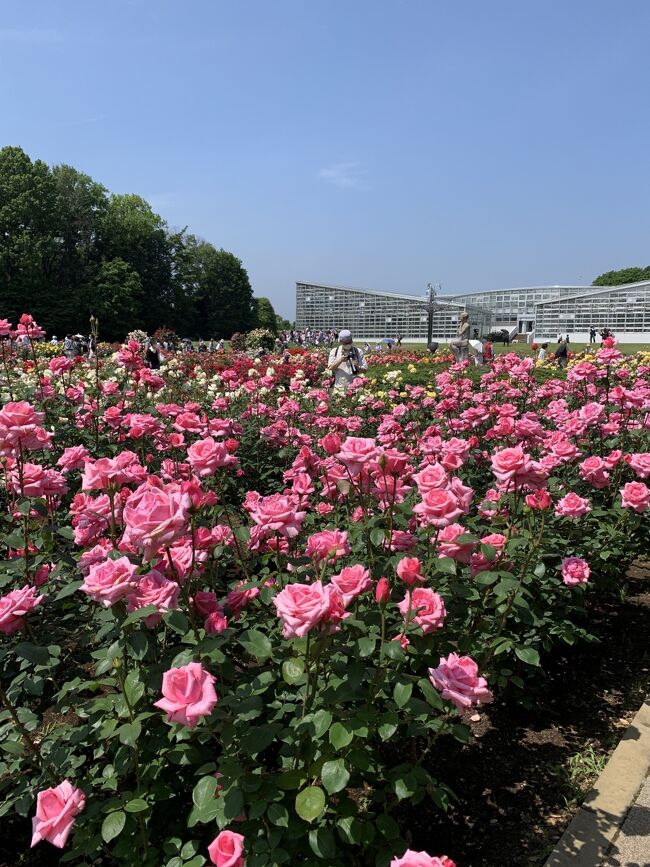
[543, 698, 650, 866]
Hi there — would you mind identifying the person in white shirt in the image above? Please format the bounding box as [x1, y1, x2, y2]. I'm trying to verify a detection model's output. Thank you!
[537, 343, 548, 361]
[327, 330, 368, 391]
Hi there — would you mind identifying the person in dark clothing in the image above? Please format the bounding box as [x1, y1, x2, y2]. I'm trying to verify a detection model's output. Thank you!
[554, 338, 568, 369]
[145, 340, 161, 369]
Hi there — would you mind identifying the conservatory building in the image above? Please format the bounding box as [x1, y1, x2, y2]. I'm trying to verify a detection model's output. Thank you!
[295, 281, 490, 341]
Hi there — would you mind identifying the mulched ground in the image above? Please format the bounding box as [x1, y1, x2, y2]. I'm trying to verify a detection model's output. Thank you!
[407, 562, 650, 866]
[3, 566, 650, 867]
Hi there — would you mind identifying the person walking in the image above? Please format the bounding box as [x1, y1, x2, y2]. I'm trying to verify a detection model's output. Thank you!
[554, 338, 568, 369]
[537, 343, 548, 361]
[327, 330, 368, 392]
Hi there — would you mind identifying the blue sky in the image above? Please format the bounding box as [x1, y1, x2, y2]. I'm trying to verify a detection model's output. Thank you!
[2, 0, 649, 318]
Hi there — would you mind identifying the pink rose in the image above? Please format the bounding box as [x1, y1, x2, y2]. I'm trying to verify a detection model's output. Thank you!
[490, 445, 531, 484]
[273, 581, 331, 638]
[398, 588, 446, 634]
[579, 456, 610, 489]
[412, 488, 463, 527]
[620, 481, 650, 512]
[628, 453, 650, 479]
[246, 493, 306, 539]
[126, 571, 180, 626]
[396, 556, 425, 587]
[154, 662, 218, 728]
[80, 557, 138, 607]
[561, 557, 590, 586]
[187, 436, 237, 477]
[391, 852, 455, 867]
[31, 780, 85, 849]
[428, 653, 493, 713]
[412, 463, 448, 494]
[56, 445, 90, 473]
[205, 609, 228, 635]
[122, 481, 191, 560]
[193, 590, 220, 617]
[226, 581, 260, 617]
[305, 529, 350, 565]
[436, 523, 475, 564]
[319, 432, 341, 455]
[336, 436, 378, 476]
[555, 492, 592, 518]
[0, 585, 45, 635]
[208, 830, 245, 867]
[330, 564, 372, 605]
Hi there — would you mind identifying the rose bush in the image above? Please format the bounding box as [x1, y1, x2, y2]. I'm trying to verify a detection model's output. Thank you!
[0, 318, 648, 866]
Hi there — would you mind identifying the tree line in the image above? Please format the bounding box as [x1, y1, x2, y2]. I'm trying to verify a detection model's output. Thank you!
[0, 146, 284, 341]
[593, 266, 650, 286]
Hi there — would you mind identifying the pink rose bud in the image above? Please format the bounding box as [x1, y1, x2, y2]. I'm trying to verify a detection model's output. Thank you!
[375, 577, 390, 605]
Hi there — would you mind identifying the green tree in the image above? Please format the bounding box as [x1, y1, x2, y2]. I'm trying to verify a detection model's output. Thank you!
[83, 258, 144, 342]
[254, 296, 278, 333]
[97, 194, 173, 333]
[0, 146, 59, 326]
[48, 164, 109, 335]
[187, 243, 255, 339]
[593, 266, 650, 286]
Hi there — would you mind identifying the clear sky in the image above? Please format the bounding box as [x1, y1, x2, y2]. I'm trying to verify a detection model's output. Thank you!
[2, 0, 649, 318]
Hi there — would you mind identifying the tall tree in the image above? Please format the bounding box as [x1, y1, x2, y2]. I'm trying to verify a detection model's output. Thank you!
[0, 146, 59, 326]
[593, 266, 650, 286]
[48, 164, 109, 335]
[254, 296, 278, 333]
[83, 258, 143, 341]
[97, 194, 173, 333]
[187, 244, 255, 339]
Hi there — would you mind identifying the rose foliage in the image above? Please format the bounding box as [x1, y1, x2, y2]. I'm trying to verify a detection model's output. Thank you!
[0, 317, 649, 866]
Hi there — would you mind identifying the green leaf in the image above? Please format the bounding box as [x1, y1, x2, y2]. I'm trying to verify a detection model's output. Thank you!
[369, 528, 385, 547]
[329, 722, 353, 750]
[14, 642, 50, 666]
[165, 610, 190, 635]
[418, 678, 444, 710]
[394, 773, 417, 800]
[237, 629, 272, 661]
[515, 646, 540, 666]
[276, 769, 306, 790]
[54, 579, 82, 600]
[435, 556, 457, 575]
[357, 636, 376, 658]
[192, 775, 218, 809]
[309, 827, 337, 859]
[378, 713, 398, 741]
[295, 786, 326, 823]
[101, 809, 126, 842]
[122, 604, 158, 627]
[393, 682, 412, 708]
[117, 720, 141, 747]
[321, 759, 350, 795]
[124, 798, 148, 813]
[281, 658, 305, 685]
[310, 709, 332, 739]
[123, 670, 145, 708]
[267, 802, 289, 827]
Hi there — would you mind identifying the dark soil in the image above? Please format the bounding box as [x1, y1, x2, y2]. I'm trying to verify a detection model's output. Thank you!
[407, 562, 650, 866]
[3, 567, 650, 867]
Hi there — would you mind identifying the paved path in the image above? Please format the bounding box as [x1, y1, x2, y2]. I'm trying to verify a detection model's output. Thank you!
[605, 775, 650, 866]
